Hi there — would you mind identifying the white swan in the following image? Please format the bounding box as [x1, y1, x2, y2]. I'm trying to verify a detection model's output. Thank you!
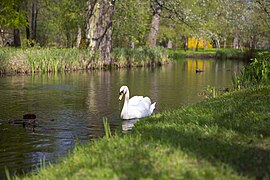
[118, 85, 156, 119]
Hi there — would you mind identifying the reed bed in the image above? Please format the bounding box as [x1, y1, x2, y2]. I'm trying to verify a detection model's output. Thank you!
[233, 51, 270, 89]
[111, 47, 170, 67]
[0, 47, 91, 74]
[0, 47, 170, 74]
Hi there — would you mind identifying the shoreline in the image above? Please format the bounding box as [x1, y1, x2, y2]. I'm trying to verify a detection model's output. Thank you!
[0, 47, 257, 76]
[19, 86, 270, 179]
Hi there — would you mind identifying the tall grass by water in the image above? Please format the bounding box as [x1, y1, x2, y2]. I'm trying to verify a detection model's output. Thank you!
[233, 51, 270, 89]
[18, 86, 270, 179]
[0, 47, 91, 74]
[111, 47, 169, 67]
[0, 47, 170, 75]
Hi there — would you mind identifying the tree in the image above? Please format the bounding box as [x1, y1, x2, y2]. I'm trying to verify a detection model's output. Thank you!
[112, 0, 151, 48]
[31, 0, 38, 42]
[85, 0, 115, 63]
[0, 0, 27, 46]
[147, 0, 164, 48]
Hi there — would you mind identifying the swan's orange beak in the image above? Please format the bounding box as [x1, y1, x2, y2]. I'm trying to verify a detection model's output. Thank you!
[118, 92, 124, 101]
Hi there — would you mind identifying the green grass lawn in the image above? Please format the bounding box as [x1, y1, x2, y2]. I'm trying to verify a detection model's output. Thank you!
[19, 86, 270, 180]
[168, 48, 217, 59]
[168, 48, 258, 60]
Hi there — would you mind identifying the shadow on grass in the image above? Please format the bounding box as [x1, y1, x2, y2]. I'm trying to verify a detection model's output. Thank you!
[138, 124, 270, 179]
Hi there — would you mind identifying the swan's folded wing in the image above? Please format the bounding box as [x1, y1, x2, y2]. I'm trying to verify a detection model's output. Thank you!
[129, 96, 151, 105]
[127, 104, 151, 119]
[129, 96, 144, 106]
[128, 96, 153, 118]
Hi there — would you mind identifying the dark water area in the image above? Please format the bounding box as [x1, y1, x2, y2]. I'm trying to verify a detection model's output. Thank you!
[0, 59, 246, 178]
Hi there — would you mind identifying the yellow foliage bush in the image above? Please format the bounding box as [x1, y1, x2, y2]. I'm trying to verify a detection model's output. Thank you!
[188, 37, 212, 49]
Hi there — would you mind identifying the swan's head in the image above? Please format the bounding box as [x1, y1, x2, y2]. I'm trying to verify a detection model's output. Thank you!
[118, 85, 128, 101]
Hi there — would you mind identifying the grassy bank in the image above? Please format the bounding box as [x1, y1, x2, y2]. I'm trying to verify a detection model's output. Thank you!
[169, 48, 259, 60]
[18, 86, 270, 180]
[0, 47, 170, 75]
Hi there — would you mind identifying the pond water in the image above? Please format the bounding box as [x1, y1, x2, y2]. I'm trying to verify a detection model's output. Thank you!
[0, 59, 246, 178]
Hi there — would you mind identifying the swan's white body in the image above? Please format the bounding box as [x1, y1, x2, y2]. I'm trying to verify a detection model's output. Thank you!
[119, 86, 156, 120]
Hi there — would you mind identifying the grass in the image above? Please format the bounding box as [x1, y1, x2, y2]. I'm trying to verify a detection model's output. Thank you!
[168, 48, 262, 60]
[111, 47, 170, 67]
[0, 47, 170, 75]
[18, 86, 270, 180]
[233, 51, 270, 89]
[0, 47, 91, 74]
[168, 48, 217, 59]
[103, 117, 112, 138]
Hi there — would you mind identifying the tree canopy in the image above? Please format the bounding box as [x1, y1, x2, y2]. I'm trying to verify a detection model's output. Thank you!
[0, 0, 269, 49]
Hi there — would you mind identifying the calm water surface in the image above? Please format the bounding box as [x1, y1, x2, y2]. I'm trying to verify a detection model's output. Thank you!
[0, 59, 246, 178]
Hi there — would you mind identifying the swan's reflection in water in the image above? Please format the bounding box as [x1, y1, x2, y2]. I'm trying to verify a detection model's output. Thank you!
[122, 119, 139, 131]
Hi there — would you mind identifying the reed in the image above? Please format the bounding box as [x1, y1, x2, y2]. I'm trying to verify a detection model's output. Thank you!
[4, 167, 11, 180]
[111, 47, 170, 67]
[0, 47, 170, 74]
[0, 47, 93, 74]
[39, 157, 46, 171]
[233, 52, 270, 89]
[102, 117, 112, 138]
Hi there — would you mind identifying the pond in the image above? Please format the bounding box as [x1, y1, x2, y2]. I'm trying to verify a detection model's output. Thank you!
[0, 58, 246, 178]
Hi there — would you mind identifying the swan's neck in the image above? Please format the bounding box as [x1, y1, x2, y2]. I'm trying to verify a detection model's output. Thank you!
[121, 89, 130, 119]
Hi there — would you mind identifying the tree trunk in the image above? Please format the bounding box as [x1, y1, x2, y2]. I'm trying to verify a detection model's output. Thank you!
[77, 25, 81, 48]
[195, 38, 199, 51]
[26, 23, 30, 40]
[0, 29, 4, 46]
[182, 36, 188, 51]
[216, 38, 220, 48]
[25, 1, 30, 42]
[85, 0, 115, 64]
[233, 36, 239, 49]
[251, 35, 257, 49]
[14, 29, 21, 47]
[167, 40, 172, 48]
[31, 0, 38, 43]
[148, 0, 163, 48]
[66, 32, 70, 47]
